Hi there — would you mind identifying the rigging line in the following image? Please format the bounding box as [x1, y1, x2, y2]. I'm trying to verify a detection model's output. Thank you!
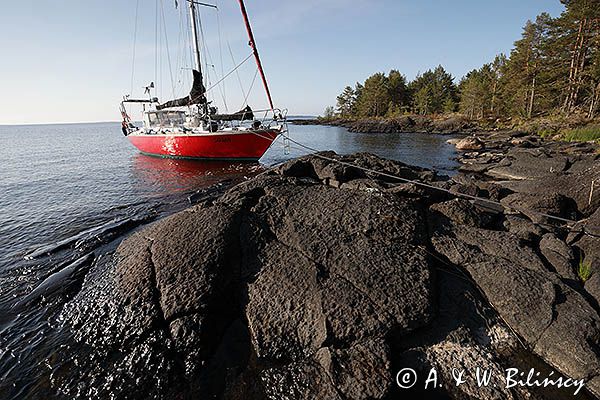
[155, 0, 159, 90]
[159, 0, 164, 101]
[197, 5, 227, 109]
[251, 132, 600, 239]
[196, 5, 227, 109]
[186, 5, 194, 87]
[210, 64, 229, 111]
[160, 0, 177, 98]
[204, 53, 253, 93]
[130, 0, 141, 95]
[174, 4, 185, 92]
[227, 40, 248, 102]
[207, 5, 228, 111]
[242, 68, 259, 108]
[195, 7, 210, 87]
[216, 4, 228, 112]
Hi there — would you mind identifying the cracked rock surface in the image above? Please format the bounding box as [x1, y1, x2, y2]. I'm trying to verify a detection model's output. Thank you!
[57, 152, 600, 400]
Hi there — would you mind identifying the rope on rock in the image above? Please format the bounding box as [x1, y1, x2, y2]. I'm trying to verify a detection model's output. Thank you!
[252, 132, 600, 239]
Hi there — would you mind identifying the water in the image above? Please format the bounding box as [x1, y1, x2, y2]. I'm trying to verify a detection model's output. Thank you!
[0, 122, 458, 399]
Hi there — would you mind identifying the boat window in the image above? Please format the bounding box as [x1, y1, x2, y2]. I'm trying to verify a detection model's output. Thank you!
[147, 112, 185, 127]
[167, 112, 185, 125]
[148, 113, 159, 126]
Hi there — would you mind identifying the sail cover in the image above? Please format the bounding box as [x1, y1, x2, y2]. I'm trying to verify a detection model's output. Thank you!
[156, 70, 206, 110]
[212, 106, 255, 121]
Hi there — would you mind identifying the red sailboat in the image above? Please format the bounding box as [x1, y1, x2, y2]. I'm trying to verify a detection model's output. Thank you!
[119, 0, 287, 161]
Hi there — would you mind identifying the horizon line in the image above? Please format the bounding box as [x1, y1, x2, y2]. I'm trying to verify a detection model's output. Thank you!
[0, 114, 319, 127]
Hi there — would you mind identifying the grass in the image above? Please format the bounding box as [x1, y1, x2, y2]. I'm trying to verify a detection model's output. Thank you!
[578, 258, 593, 283]
[539, 129, 557, 139]
[561, 126, 600, 143]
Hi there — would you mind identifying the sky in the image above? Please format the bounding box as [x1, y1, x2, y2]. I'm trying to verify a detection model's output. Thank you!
[0, 0, 566, 125]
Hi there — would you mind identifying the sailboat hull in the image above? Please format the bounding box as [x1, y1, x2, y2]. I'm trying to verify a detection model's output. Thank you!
[128, 129, 279, 161]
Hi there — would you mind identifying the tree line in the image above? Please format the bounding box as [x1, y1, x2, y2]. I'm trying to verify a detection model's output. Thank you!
[330, 0, 600, 121]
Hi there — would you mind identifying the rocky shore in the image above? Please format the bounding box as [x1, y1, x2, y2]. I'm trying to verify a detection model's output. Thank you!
[290, 115, 475, 135]
[55, 138, 599, 399]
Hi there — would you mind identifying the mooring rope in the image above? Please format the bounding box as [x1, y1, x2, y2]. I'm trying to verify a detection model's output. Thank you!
[253, 131, 600, 239]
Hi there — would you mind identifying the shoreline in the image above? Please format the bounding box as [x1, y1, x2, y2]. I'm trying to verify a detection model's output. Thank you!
[57, 134, 600, 399]
[290, 115, 600, 141]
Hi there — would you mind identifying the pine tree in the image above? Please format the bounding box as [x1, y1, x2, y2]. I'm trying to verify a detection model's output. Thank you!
[558, 0, 600, 114]
[502, 16, 550, 118]
[489, 54, 508, 115]
[336, 86, 356, 117]
[323, 106, 335, 119]
[409, 66, 458, 114]
[459, 69, 492, 119]
[356, 73, 391, 117]
[387, 70, 410, 113]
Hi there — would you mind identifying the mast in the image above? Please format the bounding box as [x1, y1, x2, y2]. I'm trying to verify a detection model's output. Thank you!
[188, 0, 207, 114]
[188, 1, 202, 73]
[237, 0, 275, 110]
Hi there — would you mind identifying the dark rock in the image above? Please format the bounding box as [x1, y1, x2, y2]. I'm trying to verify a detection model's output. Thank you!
[430, 220, 600, 398]
[539, 234, 577, 281]
[500, 192, 578, 223]
[570, 208, 600, 275]
[477, 181, 514, 202]
[585, 274, 600, 306]
[430, 199, 491, 228]
[431, 116, 471, 134]
[458, 163, 491, 174]
[59, 153, 436, 400]
[495, 158, 599, 217]
[503, 215, 545, 243]
[448, 183, 481, 199]
[57, 152, 600, 400]
[487, 149, 568, 180]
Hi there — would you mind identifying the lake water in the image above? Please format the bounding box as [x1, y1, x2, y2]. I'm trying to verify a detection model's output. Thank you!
[0, 122, 459, 399]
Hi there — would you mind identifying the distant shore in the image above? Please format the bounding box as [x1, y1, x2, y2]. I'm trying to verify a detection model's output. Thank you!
[290, 115, 600, 142]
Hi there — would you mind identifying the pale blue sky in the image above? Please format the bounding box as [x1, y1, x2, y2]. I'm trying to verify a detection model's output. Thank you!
[0, 0, 565, 124]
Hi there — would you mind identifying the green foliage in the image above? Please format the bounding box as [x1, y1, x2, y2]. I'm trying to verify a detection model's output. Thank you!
[387, 69, 410, 112]
[356, 73, 391, 117]
[578, 258, 593, 283]
[561, 126, 600, 142]
[323, 106, 335, 119]
[409, 66, 459, 115]
[336, 86, 357, 117]
[334, 2, 600, 124]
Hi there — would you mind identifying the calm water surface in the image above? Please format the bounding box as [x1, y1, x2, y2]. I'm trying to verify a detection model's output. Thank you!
[0, 122, 458, 399]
